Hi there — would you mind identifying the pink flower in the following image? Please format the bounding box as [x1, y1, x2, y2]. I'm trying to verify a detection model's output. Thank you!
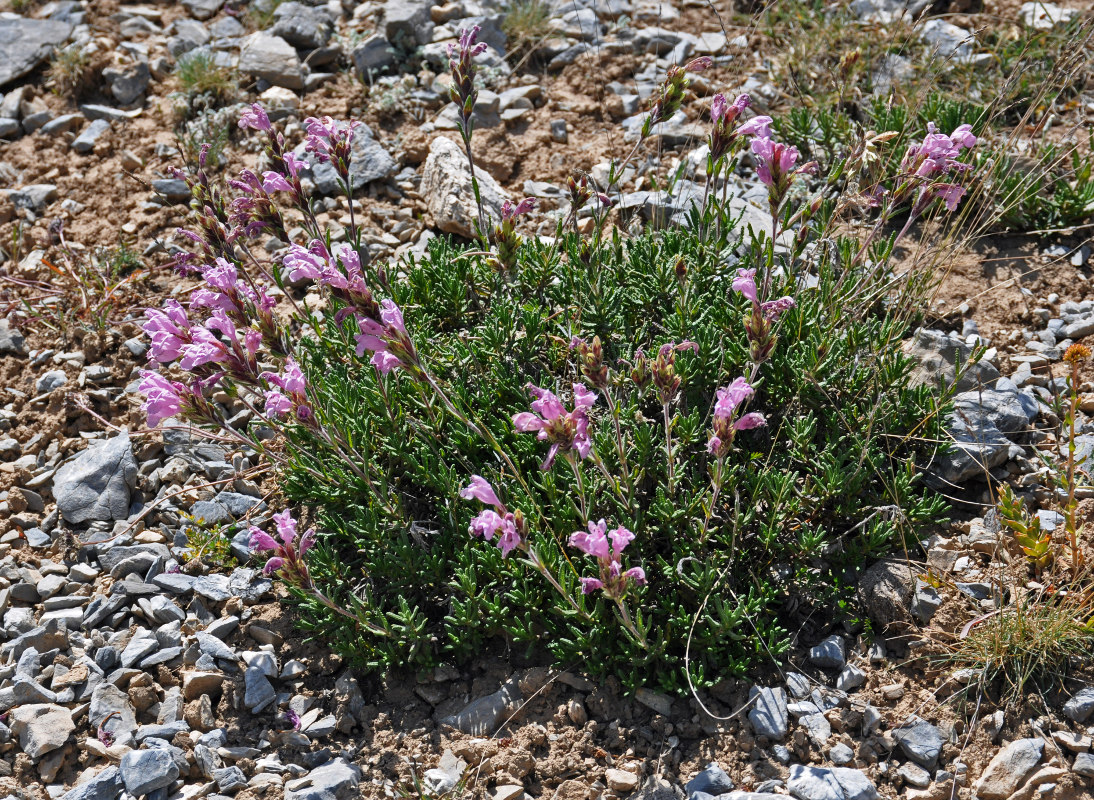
[273, 509, 297, 545]
[239, 103, 271, 132]
[950, 123, 977, 150]
[460, 475, 502, 508]
[934, 183, 966, 211]
[732, 268, 758, 303]
[512, 383, 596, 469]
[501, 197, 536, 220]
[569, 520, 644, 598]
[249, 510, 317, 581]
[738, 115, 773, 138]
[685, 56, 712, 72]
[733, 412, 766, 431]
[143, 301, 191, 363]
[264, 388, 293, 418]
[262, 171, 293, 193]
[714, 377, 754, 418]
[203, 258, 239, 292]
[569, 519, 612, 559]
[469, 509, 521, 556]
[760, 296, 796, 321]
[139, 371, 184, 427]
[751, 137, 800, 187]
[284, 152, 307, 178]
[249, 530, 280, 551]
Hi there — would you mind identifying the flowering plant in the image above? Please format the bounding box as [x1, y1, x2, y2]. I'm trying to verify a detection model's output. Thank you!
[138, 57, 964, 686]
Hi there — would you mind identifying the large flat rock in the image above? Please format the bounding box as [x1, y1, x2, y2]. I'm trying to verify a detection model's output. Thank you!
[0, 16, 73, 87]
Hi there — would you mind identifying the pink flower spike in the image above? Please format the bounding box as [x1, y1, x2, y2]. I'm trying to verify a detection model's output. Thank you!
[580, 577, 604, 594]
[263, 557, 284, 575]
[371, 350, 404, 375]
[239, 103, 271, 132]
[298, 528, 316, 556]
[707, 435, 722, 455]
[249, 529, 280, 552]
[733, 412, 767, 431]
[469, 509, 504, 541]
[284, 152, 307, 178]
[496, 520, 521, 556]
[378, 299, 407, 335]
[264, 389, 293, 418]
[710, 94, 728, 122]
[685, 56, 713, 72]
[714, 377, 754, 418]
[623, 566, 646, 585]
[511, 412, 545, 432]
[460, 475, 502, 508]
[950, 123, 977, 149]
[935, 183, 966, 211]
[262, 171, 293, 193]
[738, 115, 773, 138]
[732, 268, 758, 303]
[608, 525, 635, 554]
[273, 509, 298, 546]
[570, 520, 611, 559]
[572, 383, 597, 410]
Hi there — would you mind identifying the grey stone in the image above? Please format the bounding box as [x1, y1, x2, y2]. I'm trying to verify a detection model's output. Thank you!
[897, 762, 930, 788]
[120, 636, 159, 668]
[215, 490, 266, 516]
[284, 758, 361, 800]
[352, 34, 396, 77]
[836, 665, 866, 692]
[196, 632, 235, 661]
[189, 500, 230, 526]
[8, 183, 57, 212]
[0, 17, 73, 88]
[182, 0, 223, 20]
[787, 765, 843, 800]
[244, 668, 276, 712]
[1064, 687, 1094, 723]
[60, 765, 122, 800]
[1074, 752, 1094, 778]
[830, 768, 877, 800]
[799, 713, 832, 749]
[686, 763, 734, 797]
[120, 748, 179, 796]
[238, 33, 303, 90]
[973, 737, 1043, 799]
[828, 743, 854, 765]
[0, 319, 26, 356]
[858, 559, 914, 629]
[893, 719, 944, 769]
[78, 104, 140, 122]
[0, 117, 19, 137]
[10, 703, 74, 758]
[420, 135, 509, 239]
[90, 684, 137, 741]
[214, 766, 248, 792]
[1019, 1, 1079, 29]
[441, 681, 520, 735]
[911, 578, 942, 624]
[383, 0, 433, 46]
[37, 369, 67, 393]
[271, 3, 333, 49]
[72, 119, 110, 154]
[932, 413, 1013, 485]
[904, 328, 999, 393]
[919, 19, 975, 61]
[40, 113, 82, 135]
[168, 20, 210, 58]
[102, 62, 150, 105]
[54, 432, 137, 524]
[953, 387, 1036, 437]
[809, 635, 846, 669]
[748, 686, 788, 740]
[151, 178, 190, 203]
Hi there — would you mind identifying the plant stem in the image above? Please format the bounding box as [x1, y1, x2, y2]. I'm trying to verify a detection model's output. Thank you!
[663, 401, 675, 497]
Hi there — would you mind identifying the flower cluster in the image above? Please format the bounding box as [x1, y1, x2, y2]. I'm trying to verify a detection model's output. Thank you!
[708, 377, 766, 458]
[569, 520, 646, 597]
[513, 383, 596, 469]
[447, 26, 489, 135]
[738, 116, 817, 209]
[304, 115, 359, 186]
[491, 197, 535, 272]
[460, 475, 526, 556]
[732, 268, 796, 363]
[642, 57, 712, 139]
[898, 122, 978, 213]
[249, 509, 318, 586]
[650, 341, 698, 404]
[570, 335, 609, 390]
[707, 92, 751, 169]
